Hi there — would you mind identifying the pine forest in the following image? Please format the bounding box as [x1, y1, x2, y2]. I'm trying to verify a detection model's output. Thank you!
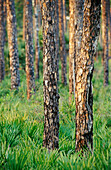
[0, 0, 111, 169]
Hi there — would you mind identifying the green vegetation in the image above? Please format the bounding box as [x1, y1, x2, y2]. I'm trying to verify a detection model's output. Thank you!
[0, 1, 111, 168]
[0, 56, 111, 169]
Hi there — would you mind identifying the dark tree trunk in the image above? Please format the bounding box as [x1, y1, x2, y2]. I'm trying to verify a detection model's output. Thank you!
[3, 0, 7, 44]
[25, 0, 35, 99]
[7, 0, 20, 90]
[55, 0, 59, 82]
[0, 0, 5, 82]
[38, 0, 42, 28]
[75, 0, 101, 152]
[102, 0, 109, 86]
[23, 1, 25, 41]
[34, 0, 40, 80]
[41, 0, 59, 151]
[58, 0, 67, 85]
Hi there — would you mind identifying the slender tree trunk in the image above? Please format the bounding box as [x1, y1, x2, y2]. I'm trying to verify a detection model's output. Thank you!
[7, 0, 20, 90]
[41, 0, 59, 150]
[34, 0, 40, 79]
[110, 7, 111, 57]
[108, 2, 111, 57]
[63, 0, 66, 32]
[25, 0, 35, 99]
[58, 0, 67, 85]
[0, 0, 5, 82]
[55, 0, 60, 82]
[102, 0, 109, 86]
[75, 0, 101, 152]
[3, 0, 7, 44]
[69, 0, 75, 103]
[38, 0, 41, 28]
[23, 1, 25, 41]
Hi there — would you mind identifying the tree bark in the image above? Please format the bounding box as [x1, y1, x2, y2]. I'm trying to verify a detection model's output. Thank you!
[58, 0, 67, 85]
[25, 0, 35, 99]
[102, 0, 109, 86]
[0, 0, 5, 82]
[3, 0, 7, 44]
[34, 0, 40, 80]
[38, 0, 42, 28]
[69, 0, 75, 103]
[23, 1, 25, 41]
[55, 0, 59, 82]
[63, 0, 66, 32]
[41, 0, 59, 150]
[7, 0, 20, 90]
[75, 0, 101, 152]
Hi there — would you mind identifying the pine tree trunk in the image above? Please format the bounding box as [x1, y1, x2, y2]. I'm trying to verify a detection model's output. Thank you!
[38, 0, 41, 28]
[7, 0, 20, 90]
[55, 0, 59, 82]
[25, 0, 35, 99]
[23, 1, 25, 41]
[3, 0, 7, 45]
[63, 0, 66, 32]
[108, 1, 111, 57]
[58, 0, 67, 85]
[102, 0, 109, 86]
[0, 0, 5, 82]
[34, 0, 40, 80]
[41, 0, 59, 150]
[69, 0, 75, 103]
[75, 0, 101, 152]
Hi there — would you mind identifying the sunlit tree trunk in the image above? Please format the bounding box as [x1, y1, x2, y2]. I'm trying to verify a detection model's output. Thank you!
[25, 0, 35, 99]
[102, 0, 109, 86]
[7, 0, 20, 89]
[63, 0, 66, 32]
[69, 0, 75, 103]
[41, 0, 59, 150]
[58, 0, 67, 85]
[0, 0, 5, 82]
[75, 0, 101, 152]
[34, 0, 40, 79]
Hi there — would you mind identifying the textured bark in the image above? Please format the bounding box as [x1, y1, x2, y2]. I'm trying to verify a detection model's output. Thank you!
[75, 0, 101, 152]
[7, 0, 20, 90]
[55, 0, 59, 82]
[108, 2, 111, 57]
[58, 0, 67, 85]
[109, 7, 111, 49]
[41, 0, 59, 150]
[0, 0, 5, 82]
[25, 0, 35, 99]
[102, 0, 104, 44]
[102, 0, 109, 86]
[69, 0, 75, 103]
[38, 0, 42, 28]
[63, 0, 66, 32]
[108, 0, 110, 44]
[23, 1, 25, 41]
[3, 0, 7, 44]
[34, 0, 40, 79]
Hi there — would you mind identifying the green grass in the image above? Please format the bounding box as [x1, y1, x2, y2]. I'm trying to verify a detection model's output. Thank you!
[0, 56, 111, 169]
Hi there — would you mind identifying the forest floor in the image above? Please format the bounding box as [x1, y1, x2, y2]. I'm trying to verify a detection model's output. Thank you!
[0, 56, 111, 169]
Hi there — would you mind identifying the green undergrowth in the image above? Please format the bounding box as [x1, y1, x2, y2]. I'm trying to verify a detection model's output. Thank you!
[0, 57, 111, 170]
